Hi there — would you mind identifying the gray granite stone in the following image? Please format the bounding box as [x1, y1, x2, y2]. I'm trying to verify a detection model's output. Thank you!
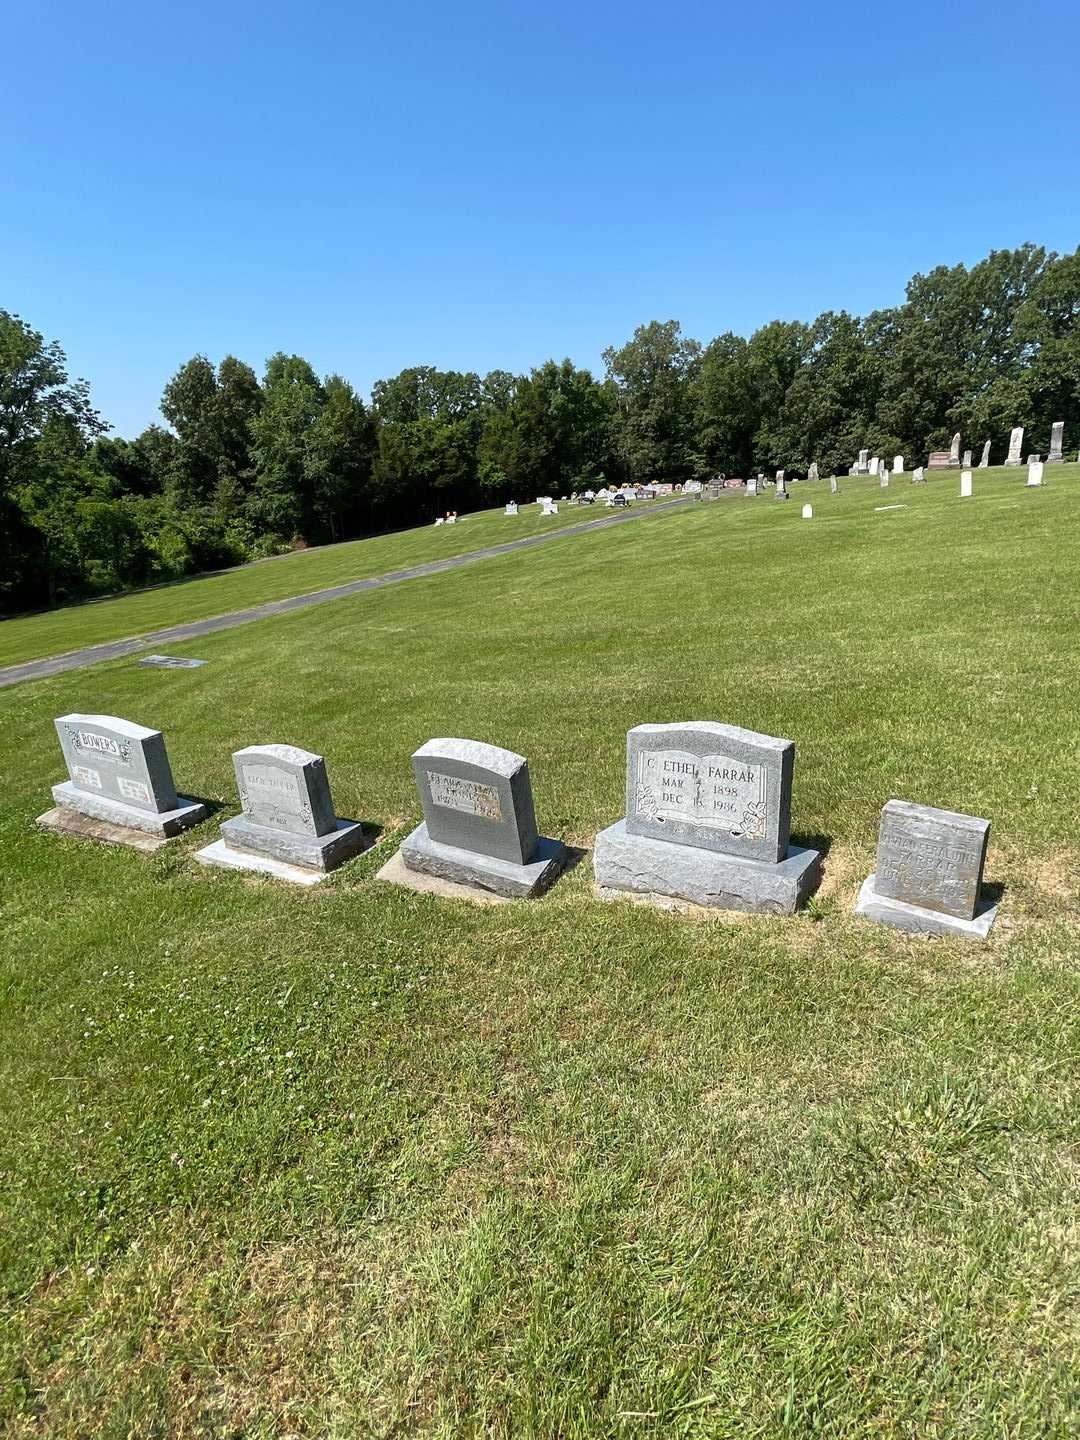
[625, 721, 793, 864]
[1047, 421, 1064, 463]
[873, 799, 990, 920]
[137, 655, 207, 669]
[979, 440, 991, 467]
[854, 874, 997, 941]
[220, 813, 367, 871]
[194, 839, 329, 887]
[1005, 425, 1023, 465]
[233, 743, 336, 838]
[55, 713, 180, 814]
[400, 821, 565, 899]
[594, 820, 820, 915]
[411, 737, 539, 864]
[202, 742, 366, 875]
[948, 432, 961, 466]
[48, 782, 206, 837]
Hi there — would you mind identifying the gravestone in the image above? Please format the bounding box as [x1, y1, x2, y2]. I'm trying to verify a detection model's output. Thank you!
[392, 738, 566, 899]
[1047, 421, 1064, 463]
[593, 721, 822, 914]
[893, 455, 903, 473]
[807, 462, 819, 483]
[802, 504, 813, 518]
[927, 452, 951, 469]
[195, 744, 367, 883]
[137, 654, 207, 670]
[848, 465, 857, 475]
[912, 466, 925, 484]
[830, 476, 839, 493]
[960, 471, 973, 497]
[979, 440, 991, 468]
[1027, 458, 1044, 487]
[746, 477, 759, 496]
[949, 432, 961, 466]
[774, 470, 788, 499]
[855, 800, 997, 940]
[869, 456, 879, 478]
[879, 460, 889, 487]
[962, 448, 972, 468]
[504, 502, 518, 515]
[41, 713, 207, 841]
[857, 448, 869, 474]
[1005, 426, 1023, 466]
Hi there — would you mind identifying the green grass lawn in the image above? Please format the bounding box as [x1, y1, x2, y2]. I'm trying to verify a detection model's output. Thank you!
[2, 465, 1079, 1437]
[0, 496, 677, 669]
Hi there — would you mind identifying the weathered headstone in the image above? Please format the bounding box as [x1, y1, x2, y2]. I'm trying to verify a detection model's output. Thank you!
[774, 470, 788, 500]
[830, 476, 839, 493]
[137, 654, 207, 670]
[948, 432, 961, 467]
[196, 744, 367, 883]
[593, 722, 822, 914]
[854, 800, 997, 940]
[1047, 421, 1064, 463]
[41, 714, 207, 842]
[746, 477, 759, 496]
[1027, 458, 1044, 487]
[960, 470, 973, 497]
[869, 456, 879, 479]
[879, 460, 889, 487]
[978, 440, 991, 468]
[912, 465, 925, 484]
[504, 502, 518, 515]
[893, 455, 903, 474]
[1005, 426, 1023, 466]
[390, 738, 565, 899]
[962, 449, 972, 469]
[801, 504, 813, 518]
[857, 448, 869, 474]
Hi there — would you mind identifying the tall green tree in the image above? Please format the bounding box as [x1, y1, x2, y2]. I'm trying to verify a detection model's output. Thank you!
[603, 320, 702, 483]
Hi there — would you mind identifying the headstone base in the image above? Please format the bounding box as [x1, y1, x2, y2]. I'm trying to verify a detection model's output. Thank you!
[592, 819, 821, 915]
[36, 806, 171, 853]
[51, 780, 207, 837]
[219, 814, 369, 872]
[375, 849, 510, 906]
[194, 838, 328, 887]
[398, 821, 566, 899]
[853, 873, 997, 942]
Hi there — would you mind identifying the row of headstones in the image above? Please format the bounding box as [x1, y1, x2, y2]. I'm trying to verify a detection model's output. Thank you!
[41, 714, 997, 940]
[853, 422, 1073, 477]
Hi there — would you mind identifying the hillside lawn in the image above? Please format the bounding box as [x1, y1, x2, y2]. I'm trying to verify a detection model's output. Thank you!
[2, 464, 1079, 1437]
[0, 496, 679, 670]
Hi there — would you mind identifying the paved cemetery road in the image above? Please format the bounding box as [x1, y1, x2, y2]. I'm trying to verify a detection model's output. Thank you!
[0, 498, 698, 689]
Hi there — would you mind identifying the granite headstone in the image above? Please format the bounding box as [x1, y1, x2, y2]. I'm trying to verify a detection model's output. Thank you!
[594, 721, 821, 913]
[397, 738, 566, 899]
[1047, 421, 1064, 464]
[46, 713, 207, 838]
[855, 799, 996, 940]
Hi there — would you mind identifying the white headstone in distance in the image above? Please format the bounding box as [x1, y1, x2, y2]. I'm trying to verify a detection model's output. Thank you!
[434, 517, 444, 526]
[960, 471, 973, 497]
[978, 440, 991, 468]
[1047, 421, 1064, 463]
[801, 504, 813, 519]
[1005, 426, 1023, 466]
[949, 432, 961, 467]
[893, 455, 903, 473]
[830, 476, 839, 493]
[1027, 459, 1044, 487]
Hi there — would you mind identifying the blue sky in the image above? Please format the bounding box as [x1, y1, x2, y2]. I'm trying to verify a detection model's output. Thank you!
[5, 0, 1079, 437]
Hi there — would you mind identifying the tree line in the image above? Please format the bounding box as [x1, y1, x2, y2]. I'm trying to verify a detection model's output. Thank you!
[3, 242, 1078, 614]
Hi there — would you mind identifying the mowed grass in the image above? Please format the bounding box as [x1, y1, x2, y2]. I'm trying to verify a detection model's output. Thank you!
[1, 465, 1079, 1437]
[0, 497, 677, 669]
